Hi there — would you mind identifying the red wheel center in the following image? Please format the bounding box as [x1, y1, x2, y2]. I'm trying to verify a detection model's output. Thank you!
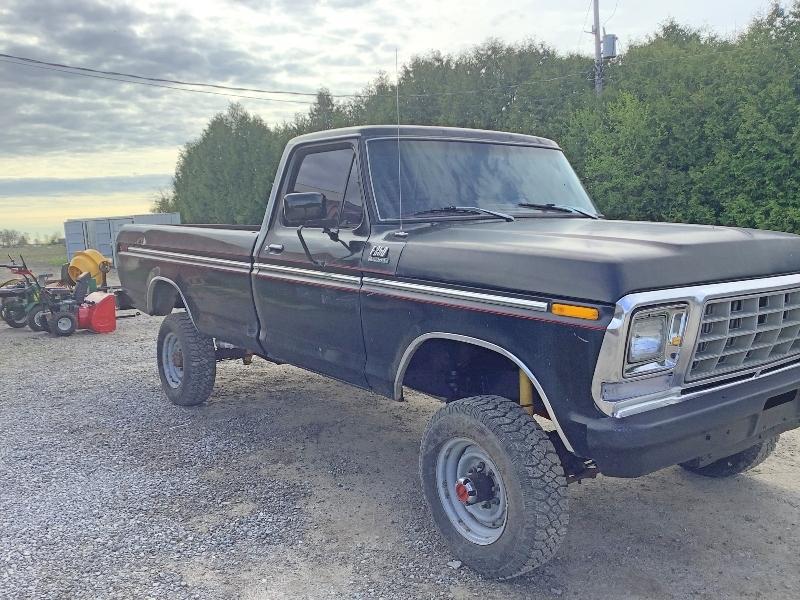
[454, 481, 471, 504]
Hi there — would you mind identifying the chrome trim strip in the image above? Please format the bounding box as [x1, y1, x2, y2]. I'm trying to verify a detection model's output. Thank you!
[128, 252, 546, 310]
[255, 266, 548, 313]
[592, 272, 800, 418]
[146, 276, 197, 327]
[122, 251, 249, 274]
[363, 277, 549, 312]
[612, 359, 800, 418]
[394, 332, 574, 453]
[126, 246, 252, 269]
[254, 262, 360, 285]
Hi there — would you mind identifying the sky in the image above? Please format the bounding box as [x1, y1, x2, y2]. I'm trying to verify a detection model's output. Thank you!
[0, 0, 778, 238]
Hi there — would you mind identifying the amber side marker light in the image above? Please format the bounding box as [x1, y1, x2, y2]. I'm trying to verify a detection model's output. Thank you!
[551, 303, 600, 321]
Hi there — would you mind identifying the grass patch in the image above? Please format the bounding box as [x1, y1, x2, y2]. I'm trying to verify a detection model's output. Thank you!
[2, 244, 67, 269]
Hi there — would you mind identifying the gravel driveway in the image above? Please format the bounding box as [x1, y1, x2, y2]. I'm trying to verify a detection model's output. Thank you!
[1, 310, 798, 599]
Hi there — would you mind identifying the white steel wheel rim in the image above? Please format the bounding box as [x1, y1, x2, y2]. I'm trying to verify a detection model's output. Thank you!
[161, 332, 184, 388]
[57, 316, 72, 331]
[435, 437, 508, 545]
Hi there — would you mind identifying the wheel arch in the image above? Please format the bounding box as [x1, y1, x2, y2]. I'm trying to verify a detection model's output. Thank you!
[147, 276, 195, 326]
[394, 332, 575, 453]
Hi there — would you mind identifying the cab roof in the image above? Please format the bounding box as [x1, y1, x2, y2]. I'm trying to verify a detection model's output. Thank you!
[288, 125, 560, 150]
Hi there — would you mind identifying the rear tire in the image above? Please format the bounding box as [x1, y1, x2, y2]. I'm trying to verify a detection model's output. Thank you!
[419, 395, 568, 580]
[157, 313, 216, 406]
[27, 303, 48, 332]
[680, 436, 779, 478]
[2, 303, 28, 328]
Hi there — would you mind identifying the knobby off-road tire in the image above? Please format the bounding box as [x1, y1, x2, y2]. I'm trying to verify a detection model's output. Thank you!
[27, 303, 48, 332]
[2, 303, 28, 328]
[680, 436, 779, 478]
[157, 313, 216, 406]
[49, 311, 77, 336]
[419, 395, 568, 580]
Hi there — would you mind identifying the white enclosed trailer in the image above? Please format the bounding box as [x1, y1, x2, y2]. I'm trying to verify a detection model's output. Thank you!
[64, 212, 181, 265]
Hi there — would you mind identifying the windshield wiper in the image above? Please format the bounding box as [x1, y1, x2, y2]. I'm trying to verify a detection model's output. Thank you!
[517, 202, 601, 219]
[410, 205, 515, 222]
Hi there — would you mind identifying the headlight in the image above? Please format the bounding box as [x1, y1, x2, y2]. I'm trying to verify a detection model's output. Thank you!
[625, 305, 687, 376]
[628, 313, 667, 363]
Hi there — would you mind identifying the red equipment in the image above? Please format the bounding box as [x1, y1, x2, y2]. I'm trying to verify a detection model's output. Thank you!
[77, 292, 117, 333]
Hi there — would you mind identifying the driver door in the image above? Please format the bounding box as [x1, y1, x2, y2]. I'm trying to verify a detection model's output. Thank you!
[252, 140, 369, 386]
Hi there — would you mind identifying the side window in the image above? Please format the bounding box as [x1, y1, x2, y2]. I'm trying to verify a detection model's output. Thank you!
[289, 147, 354, 224]
[339, 160, 364, 228]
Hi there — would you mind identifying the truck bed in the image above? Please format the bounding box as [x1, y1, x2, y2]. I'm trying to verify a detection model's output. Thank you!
[117, 224, 261, 350]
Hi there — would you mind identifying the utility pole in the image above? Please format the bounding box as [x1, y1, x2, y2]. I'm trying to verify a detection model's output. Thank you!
[592, 0, 603, 95]
[588, 0, 618, 95]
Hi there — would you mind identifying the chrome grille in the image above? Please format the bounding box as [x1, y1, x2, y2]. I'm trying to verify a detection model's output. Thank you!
[687, 288, 800, 381]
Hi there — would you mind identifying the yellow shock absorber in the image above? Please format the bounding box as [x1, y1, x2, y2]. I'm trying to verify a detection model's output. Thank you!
[519, 369, 535, 416]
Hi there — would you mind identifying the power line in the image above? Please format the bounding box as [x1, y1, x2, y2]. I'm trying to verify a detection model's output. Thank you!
[0, 58, 314, 105]
[0, 50, 594, 101]
[603, 0, 619, 26]
[607, 42, 774, 70]
[0, 42, 786, 108]
[0, 52, 329, 98]
[0, 54, 593, 108]
[575, 0, 594, 52]
[0, 50, 594, 111]
[401, 71, 592, 98]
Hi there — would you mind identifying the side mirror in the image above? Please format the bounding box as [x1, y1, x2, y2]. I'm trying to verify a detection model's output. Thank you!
[283, 192, 328, 227]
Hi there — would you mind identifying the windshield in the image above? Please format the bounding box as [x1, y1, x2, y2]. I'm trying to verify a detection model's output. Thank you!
[367, 138, 598, 220]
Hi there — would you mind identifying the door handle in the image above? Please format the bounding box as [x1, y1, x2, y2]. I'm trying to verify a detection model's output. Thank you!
[267, 244, 284, 254]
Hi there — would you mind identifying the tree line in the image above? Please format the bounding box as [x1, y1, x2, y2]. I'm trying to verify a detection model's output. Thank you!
[0, 230, 64, 248]
[155, 4, 800, 234]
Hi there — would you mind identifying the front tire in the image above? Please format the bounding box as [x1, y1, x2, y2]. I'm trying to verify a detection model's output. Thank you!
[680, 436, 779, 478]
[419, 395, 568, 580]
[50, 311, 77, 336]
[157, 313, 216, 406]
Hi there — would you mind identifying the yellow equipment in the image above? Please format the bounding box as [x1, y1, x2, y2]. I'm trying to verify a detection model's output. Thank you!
[519, 370, 535, 416]
[67, 249, 112, 287]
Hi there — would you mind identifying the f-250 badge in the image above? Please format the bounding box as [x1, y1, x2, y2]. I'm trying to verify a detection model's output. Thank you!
[367, 245, 390, 264]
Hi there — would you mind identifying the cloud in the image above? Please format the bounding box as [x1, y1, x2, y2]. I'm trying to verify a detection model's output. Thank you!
[0, 192, 159, 237]
[0, 0, 301, 156]
[0, 174, 172, 197]
[235, 0, 377, 10]
[0, 0, 772, 163]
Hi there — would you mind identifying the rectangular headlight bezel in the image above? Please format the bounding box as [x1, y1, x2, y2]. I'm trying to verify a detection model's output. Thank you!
[623, 304, 688, 378]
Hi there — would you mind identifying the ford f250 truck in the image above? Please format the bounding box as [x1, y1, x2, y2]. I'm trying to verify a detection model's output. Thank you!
[118, 126, 800, 579]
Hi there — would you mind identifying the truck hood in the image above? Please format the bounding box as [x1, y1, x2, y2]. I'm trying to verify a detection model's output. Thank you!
[394, 218, 800, 304]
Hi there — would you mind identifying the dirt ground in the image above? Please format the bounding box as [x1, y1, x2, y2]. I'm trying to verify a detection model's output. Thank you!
[0, 278, 798, 599]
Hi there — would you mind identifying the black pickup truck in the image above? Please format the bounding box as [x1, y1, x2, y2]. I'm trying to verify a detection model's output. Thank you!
[118, 126, 800, 579]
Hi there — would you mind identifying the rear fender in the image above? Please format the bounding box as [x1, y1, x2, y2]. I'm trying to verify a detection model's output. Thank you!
[147, 276, 195, 326]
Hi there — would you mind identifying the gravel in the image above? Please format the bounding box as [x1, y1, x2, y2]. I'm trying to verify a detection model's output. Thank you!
[1, 306, 799, 599]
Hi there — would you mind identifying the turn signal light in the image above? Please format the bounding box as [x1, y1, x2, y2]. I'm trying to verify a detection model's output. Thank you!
[551, 303, 599, 321]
